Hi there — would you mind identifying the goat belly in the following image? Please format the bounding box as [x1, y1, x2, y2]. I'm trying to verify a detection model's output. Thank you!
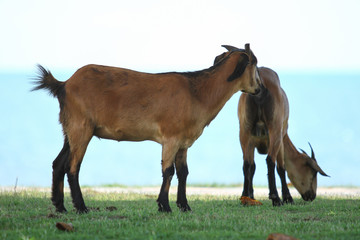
[93, 125, 160, 142]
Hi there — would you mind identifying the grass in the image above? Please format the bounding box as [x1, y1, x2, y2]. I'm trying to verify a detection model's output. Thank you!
[0, 189, 359, 240]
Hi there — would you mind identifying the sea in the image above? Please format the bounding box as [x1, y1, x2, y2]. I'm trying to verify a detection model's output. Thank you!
[0, 70, 359, 187]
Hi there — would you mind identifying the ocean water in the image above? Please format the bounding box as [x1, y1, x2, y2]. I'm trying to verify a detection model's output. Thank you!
[0, 70, 359, 187]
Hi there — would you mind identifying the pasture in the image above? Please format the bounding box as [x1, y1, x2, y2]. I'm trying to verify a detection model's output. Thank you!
[0, 187, 359, 240]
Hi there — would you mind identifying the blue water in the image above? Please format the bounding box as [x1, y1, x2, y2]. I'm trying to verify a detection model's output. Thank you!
[0, 70, 359, 187]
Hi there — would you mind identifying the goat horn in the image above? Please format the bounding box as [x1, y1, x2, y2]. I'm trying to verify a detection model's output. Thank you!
[245, 43, 250, 53]
[299, 148, 308, 156]
[307, 158, 330, 177]
[308, 142, 315, 159]
[245, 43, 252, 63]
[221, 45, 240, 52]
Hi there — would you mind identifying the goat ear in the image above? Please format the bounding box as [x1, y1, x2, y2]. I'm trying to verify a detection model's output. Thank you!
[227, 54, 249, 82]
[307, 158, 330, 177]
[214, 52, 227, 65]
[299, 148, 308, 156]
[221, 45, 240, 52]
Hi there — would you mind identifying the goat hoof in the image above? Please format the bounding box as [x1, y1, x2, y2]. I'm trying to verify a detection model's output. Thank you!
[55, 206, 67, 213]
[158, 202, 172, 213]
[272, 198, 283, 207]
[283, 196, 294, 204]
[177, 202, 192, 212]
[76, 206, 89, 214]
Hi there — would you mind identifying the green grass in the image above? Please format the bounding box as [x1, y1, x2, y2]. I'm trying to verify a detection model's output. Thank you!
[1, 189, 359, 240]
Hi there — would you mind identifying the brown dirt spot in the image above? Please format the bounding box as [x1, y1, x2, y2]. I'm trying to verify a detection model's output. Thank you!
[106, 206, 118, 211]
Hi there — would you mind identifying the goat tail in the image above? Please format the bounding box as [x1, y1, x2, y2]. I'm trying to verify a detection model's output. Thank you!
[32, 64, 65, 98]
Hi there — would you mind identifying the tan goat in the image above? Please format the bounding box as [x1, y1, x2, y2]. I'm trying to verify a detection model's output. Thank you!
[215, 45, 328, 206]
[33, 44, 261, 213]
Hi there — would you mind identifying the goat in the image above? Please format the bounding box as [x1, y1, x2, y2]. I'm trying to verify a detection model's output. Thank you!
[32, 44, 261, 213]
[214, 45, 328, 206]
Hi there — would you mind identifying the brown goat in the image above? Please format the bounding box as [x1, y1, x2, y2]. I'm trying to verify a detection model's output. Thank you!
[215, 45, 328, 206]
[33, 44, 261, 213]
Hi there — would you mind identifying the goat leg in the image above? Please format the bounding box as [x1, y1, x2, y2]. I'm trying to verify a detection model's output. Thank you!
[67, 171, 88, 213]
[175, 154, 191, 212]
[277, 166, 294, 204]
[242, 160, 256, 199]
[157, 165, 174, 212]
[51, 139, 70, 213]
[266, 156, 283, 206]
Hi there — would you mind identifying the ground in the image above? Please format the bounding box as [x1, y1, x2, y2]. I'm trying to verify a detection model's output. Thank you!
[2, 186, 359, 197]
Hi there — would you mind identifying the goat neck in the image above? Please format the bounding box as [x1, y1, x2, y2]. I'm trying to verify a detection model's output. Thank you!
[283, 133, 303, 161]
[194, 52, 250, 125]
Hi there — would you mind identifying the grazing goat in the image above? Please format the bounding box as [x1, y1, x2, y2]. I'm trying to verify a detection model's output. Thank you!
[32, 44, 261, 213]
[214, 45, 328, 206]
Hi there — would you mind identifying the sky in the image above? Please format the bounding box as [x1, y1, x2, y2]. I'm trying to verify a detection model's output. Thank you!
[0, 0, 359, 72]
[0, 0, 359, 188]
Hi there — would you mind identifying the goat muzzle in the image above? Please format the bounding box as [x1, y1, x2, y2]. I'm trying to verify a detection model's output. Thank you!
[301, 190, 316, 201]
[253, 87, 261, 96]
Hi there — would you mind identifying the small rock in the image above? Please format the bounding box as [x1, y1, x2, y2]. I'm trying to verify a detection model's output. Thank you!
[56, 222, 74, 232]
[267, 233, 298, 240]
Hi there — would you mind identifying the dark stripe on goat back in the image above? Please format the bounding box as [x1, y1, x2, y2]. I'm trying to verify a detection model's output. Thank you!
[158, 49, 232, 80]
